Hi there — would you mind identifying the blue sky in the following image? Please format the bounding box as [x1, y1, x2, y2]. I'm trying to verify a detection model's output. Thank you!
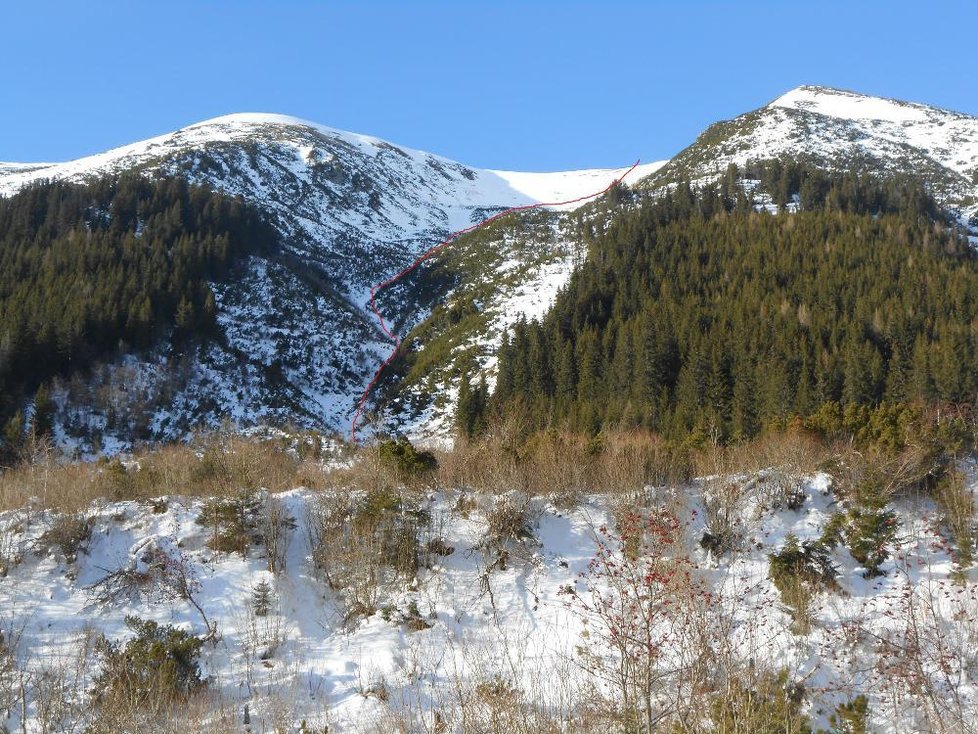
[2, 1, 975, 170]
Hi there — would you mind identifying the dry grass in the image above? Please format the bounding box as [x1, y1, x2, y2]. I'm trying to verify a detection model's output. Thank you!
[0, 424, 840, 517]
[935, 468, 976, 568]
[0, 433, 317, 513]
[435, 427, 693, 499]
[694, 426, 833, 480]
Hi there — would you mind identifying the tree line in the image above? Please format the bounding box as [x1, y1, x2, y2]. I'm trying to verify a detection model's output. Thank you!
[459, 163, 977, 441]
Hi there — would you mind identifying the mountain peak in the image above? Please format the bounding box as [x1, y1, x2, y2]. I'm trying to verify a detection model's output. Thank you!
[767, 85, 967, 124]
[187, 112, 324, 128]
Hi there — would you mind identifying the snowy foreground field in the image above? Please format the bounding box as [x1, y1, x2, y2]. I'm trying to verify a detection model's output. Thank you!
[0, 462, 976, 733]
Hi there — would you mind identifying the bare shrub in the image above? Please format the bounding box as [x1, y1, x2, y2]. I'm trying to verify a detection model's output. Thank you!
[34, 512, 95, 563]
[261, 493, 295, 574]
[935, 468, 976, 568]
[30, 629, 98, 733]
[571, 506, 706, 732]
[308, 487, 428, 626]
[593, 428, 693, 495]
[723, 427, 832, 477]
[0, 511, 27, 578]
[241, 581, 288, 666]
[828, 443, 942, 511]
[0, 619, 19, 724]
[482, 491, 538, 550]
[699, 478, 747, 557]
[88, 541, 217, 639]
[437, 427, 692, 498]
[861, 569, 978, 733]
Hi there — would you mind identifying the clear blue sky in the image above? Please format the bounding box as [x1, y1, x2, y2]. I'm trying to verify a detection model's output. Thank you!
[2, 1, 975, 170]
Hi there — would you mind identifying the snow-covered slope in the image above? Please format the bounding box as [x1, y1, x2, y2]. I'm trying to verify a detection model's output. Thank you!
[646, 85, 978, 221]
[0, 112, 651, 263]
[491, 162, 664, 210]
[4, 86, 977, 447]
[1, 468, 974, 732]
[0, 114, 654, 447]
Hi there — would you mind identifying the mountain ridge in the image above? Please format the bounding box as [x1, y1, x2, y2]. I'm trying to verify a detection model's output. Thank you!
[1, 85, 975, 450]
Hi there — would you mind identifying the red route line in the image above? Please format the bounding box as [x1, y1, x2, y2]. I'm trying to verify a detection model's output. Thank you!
[350, 159, 642, 443]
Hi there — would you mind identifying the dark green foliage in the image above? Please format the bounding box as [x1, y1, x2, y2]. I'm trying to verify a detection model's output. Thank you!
[819, 512, 848, 549]
[805, 401, 970, 458]
[1, 409, 24, 465]
[846, 506, 898, 577]
[0, 174, 276, 438]
[745, 158, 940, 218]
[820, 502, 897, 579]
[487, 164, 977, 440]
[823, 695, 871, 734]
[31, 383, 54, 438]
[456, 373, 489, 439]
[198, 489, 262, 555]
[93, 616, 203, 706]
[252, 579, 274, 617]
[768, 533, 837, 633]
[769, 533, 837, 590]
[376, 436, 438, 482]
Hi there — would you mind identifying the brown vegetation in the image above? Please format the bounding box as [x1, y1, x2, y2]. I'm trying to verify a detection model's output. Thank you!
[0, 432, 325, 513]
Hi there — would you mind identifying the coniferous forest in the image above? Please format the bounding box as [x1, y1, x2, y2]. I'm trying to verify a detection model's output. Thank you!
[462, 164, 978, 441]
[0, 175, 277, 439]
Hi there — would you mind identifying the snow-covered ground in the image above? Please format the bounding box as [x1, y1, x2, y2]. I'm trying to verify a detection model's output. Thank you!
[770, 86, 978, 183]
[654, 85, 978, 227]
[491, 161, 666, 210]
[1, 467, 975, 732]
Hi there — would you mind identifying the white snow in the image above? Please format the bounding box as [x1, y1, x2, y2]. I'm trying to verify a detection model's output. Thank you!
[1, 468, 975, 732]
[0, 113, 661, 216]
[772, 85, 932, 125]
[490, 161, 666, 210]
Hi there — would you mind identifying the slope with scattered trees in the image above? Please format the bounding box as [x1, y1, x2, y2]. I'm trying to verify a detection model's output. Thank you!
[468, 164, 976, 441]
[0, 174, 277, 456]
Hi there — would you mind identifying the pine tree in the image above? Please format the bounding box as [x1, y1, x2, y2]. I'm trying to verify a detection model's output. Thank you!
[2, 409, 24, 464]
[252, 579, 274, 617]
[32, 384, 54, 438]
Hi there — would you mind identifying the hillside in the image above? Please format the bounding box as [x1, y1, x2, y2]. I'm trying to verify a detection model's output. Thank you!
[1, 87, 977, 450]
[644, 86, 978, 225]
[0, 116, 658, 450]
[0, 433, 974, 732]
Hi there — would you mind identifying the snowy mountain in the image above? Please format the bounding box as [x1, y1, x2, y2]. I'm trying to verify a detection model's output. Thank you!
[2, 86, 976, 448]
[0, 114, 658, 450]
[644, 85, 978, 223]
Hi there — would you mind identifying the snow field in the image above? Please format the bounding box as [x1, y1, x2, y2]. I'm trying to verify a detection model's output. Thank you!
[0, 465, 975, 732]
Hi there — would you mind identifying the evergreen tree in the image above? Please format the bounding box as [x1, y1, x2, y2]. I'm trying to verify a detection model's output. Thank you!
[487, 162, 976, 441]
[0, 173, 278, 431]
[252, 579, 274, 617]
